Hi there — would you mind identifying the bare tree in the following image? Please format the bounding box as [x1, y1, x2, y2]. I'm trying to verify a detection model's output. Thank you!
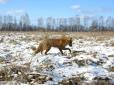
[37, 17, 44, 29]
[83, 16, 89, 31]
[106, 16, 114, 31]
[98, 16, 104, 31]
[90, 17, 99, 31]
[46, 17, 54, 31]
[0, 16, 2, 30]
[75, 15, 80, 32]
[68, 17, 74, 31]
[20, 13, 30, 31]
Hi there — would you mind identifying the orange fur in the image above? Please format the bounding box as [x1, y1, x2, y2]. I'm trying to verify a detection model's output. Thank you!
[33, 36, 72, 55]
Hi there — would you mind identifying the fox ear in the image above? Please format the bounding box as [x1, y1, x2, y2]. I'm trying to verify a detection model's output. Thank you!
[69, 38, 73, 42]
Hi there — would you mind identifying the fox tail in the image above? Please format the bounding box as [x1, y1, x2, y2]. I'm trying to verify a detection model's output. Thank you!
[32, 44, 43, 54]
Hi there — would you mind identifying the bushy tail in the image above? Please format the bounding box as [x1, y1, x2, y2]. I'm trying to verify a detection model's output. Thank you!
[32, 43, 43, 54]
[31, 46, 36, 51]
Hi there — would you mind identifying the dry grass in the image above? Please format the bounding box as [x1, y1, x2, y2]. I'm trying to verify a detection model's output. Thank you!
[1, 31, 114, 38]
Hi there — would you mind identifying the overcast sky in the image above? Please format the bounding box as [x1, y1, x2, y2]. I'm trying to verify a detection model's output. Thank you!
[0, 0, 114, 21]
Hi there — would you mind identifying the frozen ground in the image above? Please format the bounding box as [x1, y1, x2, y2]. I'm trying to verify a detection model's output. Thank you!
[0, 32, 114, 85]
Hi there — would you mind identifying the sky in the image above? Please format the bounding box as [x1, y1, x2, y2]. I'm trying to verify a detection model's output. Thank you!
[0, 0, 114, 23]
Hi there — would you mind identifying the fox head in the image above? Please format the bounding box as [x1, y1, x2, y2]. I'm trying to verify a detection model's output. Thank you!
[62, 36, 72, 47]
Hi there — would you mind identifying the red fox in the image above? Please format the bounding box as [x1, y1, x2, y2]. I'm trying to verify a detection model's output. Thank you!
[32, 36, 72, 55]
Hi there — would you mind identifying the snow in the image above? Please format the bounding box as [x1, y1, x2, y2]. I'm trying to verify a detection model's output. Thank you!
[1, 32, 114, 84]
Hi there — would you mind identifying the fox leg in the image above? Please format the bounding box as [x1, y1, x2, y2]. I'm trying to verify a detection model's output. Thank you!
[59, 48, 64, 54]
[45, 47, 51, 55]
[63, 48, 71, 53]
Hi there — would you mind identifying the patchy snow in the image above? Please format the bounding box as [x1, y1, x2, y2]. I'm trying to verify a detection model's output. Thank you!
[1, 32, 114, 84]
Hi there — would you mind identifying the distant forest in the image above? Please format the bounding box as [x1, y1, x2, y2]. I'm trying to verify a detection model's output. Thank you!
[0, 13, 114, 32]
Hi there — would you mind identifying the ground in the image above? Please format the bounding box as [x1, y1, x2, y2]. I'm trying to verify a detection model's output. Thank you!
[0, 32, 114, 85]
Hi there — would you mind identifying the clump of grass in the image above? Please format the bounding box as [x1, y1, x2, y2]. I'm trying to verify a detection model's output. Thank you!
[0, 67, 12, 81]
[71, 50, 86, 57]
[0, 37, 4, 43]
[93, 76, 111, 84]
[9, 40, 19, 44]
[96, 36, 105, 41]
[78, 36, 84, 39]
[72, 59, 87, 67]
[79, 40, 83, 43]
[110, 66, 114, 72]
[0, 57, 5, 63]
[71, 51, 79, 56]
[108, 55, 114, 57]
[111, 41, 114, 46]
[59, 76, 82, 85]
[77, 60, 86, 67]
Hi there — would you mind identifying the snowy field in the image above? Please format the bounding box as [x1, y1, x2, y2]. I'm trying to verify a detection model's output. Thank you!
[1, 32, 114, 85]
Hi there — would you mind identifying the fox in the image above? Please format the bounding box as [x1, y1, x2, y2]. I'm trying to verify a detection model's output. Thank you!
[32, 36, 72, 55]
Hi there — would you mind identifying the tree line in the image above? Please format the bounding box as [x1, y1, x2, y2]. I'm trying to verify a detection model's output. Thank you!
[0, 13, 114, 32]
